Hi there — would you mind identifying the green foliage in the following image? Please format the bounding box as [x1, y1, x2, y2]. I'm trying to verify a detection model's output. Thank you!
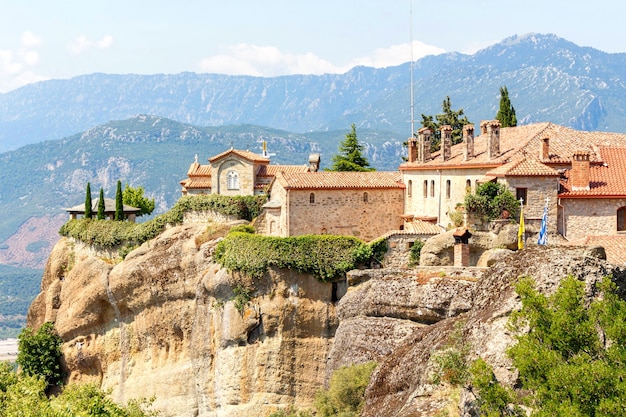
[115, 180, 124, 221]
[465, 181, 519, 222]
[408, 239, 424, 267]
[420, 96, 472, 151]
[496, 86, 517, 128]
[229, 224, 255, 234]
[123, 183, 155, 217]
[214, 233, 374, 282]
[326, 123, 375, 172]
[268, 407, 312, 417]
[84, 183, 93, 219]
[0, 265, 42, 337]
[430, 321, 471, 386]
[17, 322, 64, 392]
[368, 237, 388, 266]
[232, 285, 253, 314]
[314, 361, 377, 417]
[98, 188, 106, 220]
[118, 244, 138, 260]
[506, 276, 626, 416]
[59, 194, 267, 250]
[469, 359, 523, 417]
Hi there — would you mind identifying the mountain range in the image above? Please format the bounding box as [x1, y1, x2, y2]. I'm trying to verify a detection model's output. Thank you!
[1, 32, 626, 272]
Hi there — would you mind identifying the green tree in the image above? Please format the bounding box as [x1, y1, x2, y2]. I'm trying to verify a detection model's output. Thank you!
[496, 86, 517, 127]
[123, 183, 155, 217]
[17, 322, 64, 392]
[506, 276, 626, 416]
[465, 181, 519, 222]
[420, 96, 472, 151]
[97, 188, 106, 220]
[314, 361, 376, 417]
[84, 183, 93, 219]
[114, 180, 124, 221]
[326, 124, 375, 172]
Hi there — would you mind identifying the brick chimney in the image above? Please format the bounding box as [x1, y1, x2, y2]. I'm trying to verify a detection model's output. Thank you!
[308, 153, 321, 172]
[441, 125, 452, 161]
[487, 120, 501, 160]
[463, 124, 475, 161]
[540, 137, 549, 161]
[480, 120, 489, 135]
[407, 136, 418, 162]
[453, 228, 472, 267]
[571, 150, 591, 191]
[418, 127, 432, 162]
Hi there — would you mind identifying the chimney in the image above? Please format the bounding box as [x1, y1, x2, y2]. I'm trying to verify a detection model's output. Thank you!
[480, 120, 489, 135]
[407, 136, 418, 163]
[540, 137, 549, 161]
[308, 153, 321, 172]
[463, 124, 475, 161]
[441, 125, 452, 161]
[453, 228, 472, 267]
[487, 120, 501, 160]
[571, 150, 591, 190]
[418, 127, 432, 162]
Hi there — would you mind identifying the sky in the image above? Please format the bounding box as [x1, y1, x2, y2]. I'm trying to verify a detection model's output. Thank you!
[0, 0, 625, 93]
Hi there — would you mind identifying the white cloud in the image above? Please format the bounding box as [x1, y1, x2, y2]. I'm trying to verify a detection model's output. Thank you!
[200, 40, 445, 77]
[68, 35, 114, 55]
[0, 32, 47, 92]
[21, 31, 42, 48]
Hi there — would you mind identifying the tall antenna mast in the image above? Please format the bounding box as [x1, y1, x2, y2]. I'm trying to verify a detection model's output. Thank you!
[409, 0, 415, 137]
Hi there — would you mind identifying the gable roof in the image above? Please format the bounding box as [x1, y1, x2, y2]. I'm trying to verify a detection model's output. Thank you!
[66, 198, 140, 214]
[275, 171, 404, 190]
[256, 164, 310, 177]
[400, 122, 626, 170]
[485, 157, 561, 178]
[559, 147, 626, 198]
[208, 148, 270, 164]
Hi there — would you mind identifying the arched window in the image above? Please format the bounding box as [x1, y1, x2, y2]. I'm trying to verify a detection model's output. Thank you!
[423, 180, 428, 198]
[227, 171, 239, 190]
[363, 192, 369, 202]
[466, 179, 472, 193]
[618, 207, 626, 231]
[309, 193, 315, 204]
[446, 180, 451, 199]
[407, 180, 412, 198]
[430, 180, 435, 197]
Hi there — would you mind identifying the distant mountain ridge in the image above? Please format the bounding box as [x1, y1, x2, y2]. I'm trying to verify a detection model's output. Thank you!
[1, 33, 626, 152]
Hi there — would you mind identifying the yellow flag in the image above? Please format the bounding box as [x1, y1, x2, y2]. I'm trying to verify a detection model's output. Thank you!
[518, 203, 525, 250]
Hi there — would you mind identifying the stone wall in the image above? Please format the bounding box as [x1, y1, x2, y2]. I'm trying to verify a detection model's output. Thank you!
[561, 198, 626, 240]
[183, 210, 239, 224]
[383, 234, 427, 269]
[288, 188, 404, 241]
[502, 176, 559, 233]
[212, 157, 256, 196]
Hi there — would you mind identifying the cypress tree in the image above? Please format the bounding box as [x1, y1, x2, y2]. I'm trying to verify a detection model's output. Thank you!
[84, 183, 92, 219]
[496, 86, 517, 127]
[97, 188, 106, 220]
[114, 180, 124, 221]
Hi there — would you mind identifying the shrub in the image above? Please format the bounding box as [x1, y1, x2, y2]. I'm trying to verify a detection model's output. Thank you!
[232, 285, 253, 314]
[269, 406, 312, 417]
[465, 182, 519, 222]
[408, 239, 424, 267]
[314, 361, 377, 417]
[17, 322, 64, 392]
[430, 321, 470, 386]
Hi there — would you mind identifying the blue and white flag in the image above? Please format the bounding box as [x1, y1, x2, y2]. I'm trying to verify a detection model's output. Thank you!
[538, 199, 548, 245]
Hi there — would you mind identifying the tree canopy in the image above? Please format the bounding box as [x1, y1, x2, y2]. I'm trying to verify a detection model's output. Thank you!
[123, 183, 155, 217]
[326, 124, 375, 172]
[420, 96, 471, 151]
[464, 181, 519, 222]
[495, 86, 517, 127]
[17, 322, 63, 392]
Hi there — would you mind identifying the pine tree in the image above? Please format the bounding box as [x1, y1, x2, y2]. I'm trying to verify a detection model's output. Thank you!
[418, 96, 471, 152]
[84, 183, 92, 219]
[327, 124, 375, 172]
[97, 188, 105, 220]
[496, 86, 517, 127]
[114, 180, 124, 221]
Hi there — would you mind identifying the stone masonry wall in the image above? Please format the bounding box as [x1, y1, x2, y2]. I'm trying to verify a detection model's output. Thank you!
[212, 157, 255, 196]
[562, 198, 626, 240]
[288, 188, 404, 241]
[503, 176, 559, 233]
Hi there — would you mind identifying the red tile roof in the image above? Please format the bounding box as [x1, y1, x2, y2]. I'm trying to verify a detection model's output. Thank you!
[567, 235, 626, 265]
[187, 162, 212, 177]
[485, 157, 561, 178]
[400, 122, 626, 170]
[180, 179, 212, 189]
[559, 147, 626, 198]
[275, 171, 404, 190]
[208, 148, 270, 164]
[257, 164, 310, 176]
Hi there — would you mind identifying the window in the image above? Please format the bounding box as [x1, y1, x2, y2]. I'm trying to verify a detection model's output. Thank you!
[516, 188, 528, 205]
[407, 180, 412, 198]
[423, 180, 428, 198]
[309, 193, 315, 204]
[227, 171, 239, 190]
[466, 179, 472, 194]
[363, 192, 369, 202]
[618, 207, 626, 232]
[446, 180, 451, 199]
[430, 180, 435, 197]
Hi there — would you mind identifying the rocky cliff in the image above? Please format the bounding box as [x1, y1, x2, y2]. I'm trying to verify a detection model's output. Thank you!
[28, 221, 624, 416]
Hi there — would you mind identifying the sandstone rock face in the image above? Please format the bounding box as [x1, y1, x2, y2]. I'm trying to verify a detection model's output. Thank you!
[29, 224, 338, 417]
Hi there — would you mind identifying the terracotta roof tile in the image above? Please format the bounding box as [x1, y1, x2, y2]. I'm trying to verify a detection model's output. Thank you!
[276, 171, 404, 190]
[180, 179, 212, 189]
[187, 162, 212, 177]
[208, 148, 270, 164]
[567, 235, 626, 265]
[559, 147, 626, 197]
[485, 157, 560, 178]
[257, 164, 310, 176]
